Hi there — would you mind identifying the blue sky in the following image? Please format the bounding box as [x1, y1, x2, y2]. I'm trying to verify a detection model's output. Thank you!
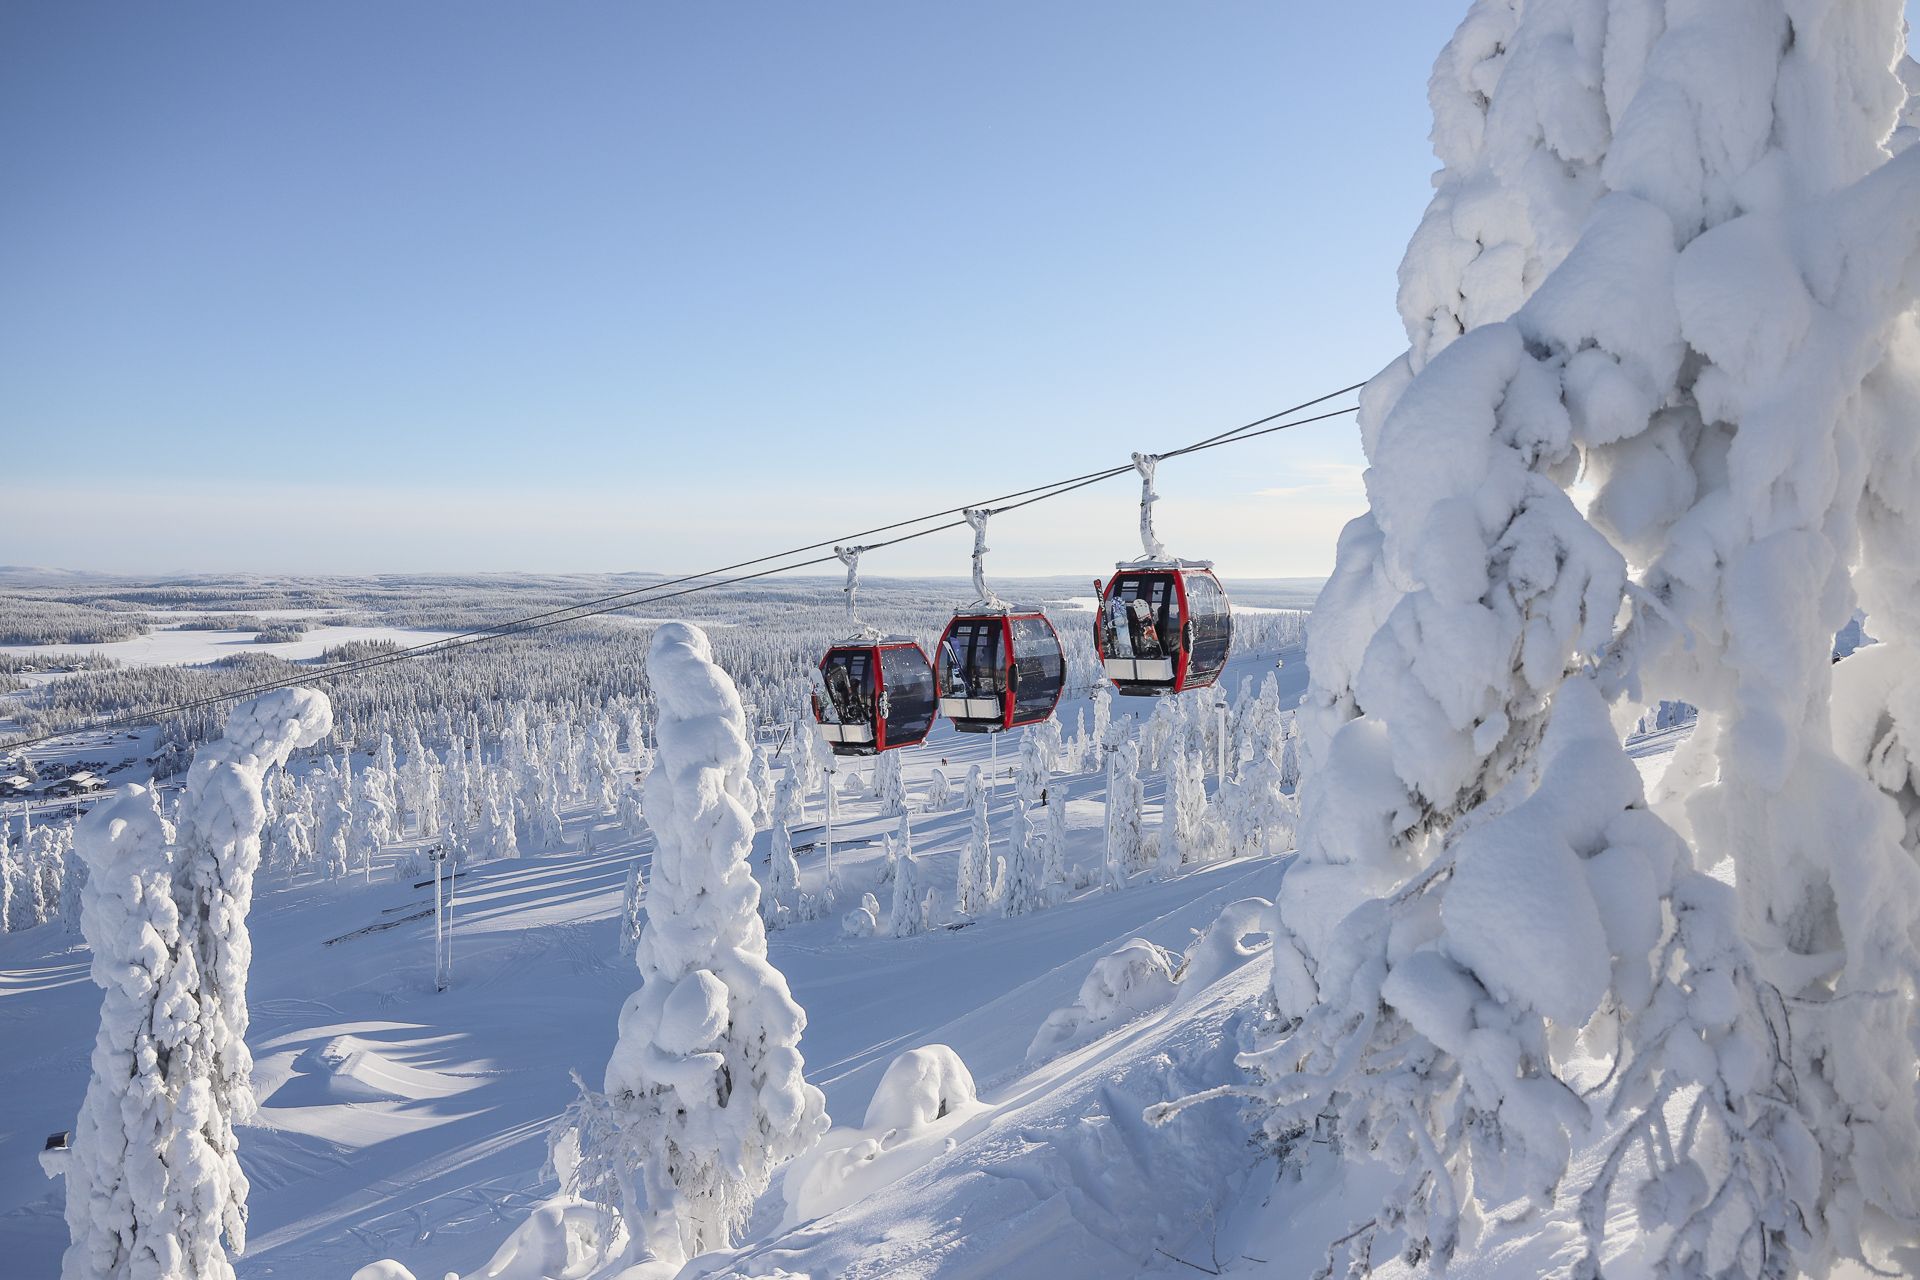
[6, 5, 1904, 578]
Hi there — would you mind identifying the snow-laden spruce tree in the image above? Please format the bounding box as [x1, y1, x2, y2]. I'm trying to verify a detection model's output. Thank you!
[366, 731, 399, 838]
[762, 772, 802, 929]
[1159, 5, 1920, 1277]
[168, 689, 333, 1260]
[924, 766, 953, 813]
[350, 758, 393, 882]
[1105, 738, 1147, 886]
[64, 690, 332, 1280]
[956, 764, 993, 917]
[1004, 732, 1052, 915]
[887, 821, 926, 938]
[480, 770, 519, 863]
[872, 748, 906, 818]
[617, 862, 645, 960]
[0, 818, 15, 932]
[320, 756, 352, 880]
[591, 623, 826, 1268]
[62, 786, 207, 1280]
[585, 715, 622, 816]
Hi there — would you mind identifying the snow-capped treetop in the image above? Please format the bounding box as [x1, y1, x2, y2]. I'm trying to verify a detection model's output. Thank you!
[173, 687, 334, 1127]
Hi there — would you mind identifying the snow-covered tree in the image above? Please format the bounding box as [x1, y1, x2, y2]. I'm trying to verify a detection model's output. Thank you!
[792, 718, 828, 818]
[1002, 732, 1055, 916]
[350, 757, 394, 882]
[30, 822, 69, 926]
[923, 766, 952, 812]
[1220, 743, 1295, 859]
[762, 773, 802, 929]
[479, 770, 519, 863]
[0, 819, 16, 932]
[961, 760, 987, 812]
[1166, 7, 1920, 1276]
[62, 787, 213, 1280]
[167, 689, 333, 1262]
[268, 803, 312, 879]
[887, 819, 926, 939]
[59, 823, 88, 927]
[1041, 784, 1068, 898]
[745, 742, 774, 828]
[369, 732, 400, 833]
[398, 719, 432, 838]
[586, 623, 827, 1267]
[320, 755, 353, 880]
[617, 861, 644, 960]
[585, 715, 622, 816]
[871, 748, 906, 818]
[1104, 739, 1147, 885]
[956, 766, 993, 918]
[1153, 729, 1214, 876]
[616, 775, 647, 842]
[440, 748, 474, 863]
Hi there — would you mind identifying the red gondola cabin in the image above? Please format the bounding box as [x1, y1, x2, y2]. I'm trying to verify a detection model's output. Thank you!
[935, 610, 1065, 733]
[1094, 563, 1232, 696]
[814, 638, 936, 756]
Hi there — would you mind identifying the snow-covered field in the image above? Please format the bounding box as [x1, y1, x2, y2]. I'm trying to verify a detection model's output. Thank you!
[0, 647, 1309, 1279]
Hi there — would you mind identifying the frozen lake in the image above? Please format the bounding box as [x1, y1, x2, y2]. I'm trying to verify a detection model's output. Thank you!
[0, 624, 467, 669]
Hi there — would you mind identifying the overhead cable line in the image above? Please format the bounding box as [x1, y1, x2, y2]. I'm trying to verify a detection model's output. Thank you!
[3, 388, 1366, 751]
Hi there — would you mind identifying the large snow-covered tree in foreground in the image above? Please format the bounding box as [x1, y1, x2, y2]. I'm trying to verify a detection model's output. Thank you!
[63, 688, 332, 1280]
[1177, 4, 1920, 1277]
[591, 622, 827, 1271]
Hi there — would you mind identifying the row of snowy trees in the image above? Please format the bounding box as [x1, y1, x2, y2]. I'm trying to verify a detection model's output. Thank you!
[0, 816, 82, 932]
[750, 676, 1304, 937]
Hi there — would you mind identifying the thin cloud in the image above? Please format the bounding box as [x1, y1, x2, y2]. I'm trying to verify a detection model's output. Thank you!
[1255, 462, 1366, 501]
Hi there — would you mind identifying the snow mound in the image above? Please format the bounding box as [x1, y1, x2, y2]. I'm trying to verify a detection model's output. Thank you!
[1028, 898, 1275, 1063]
[781, 1045, 985, 1226]
[1025, 938, 1179, 1063]
[268, 1035, 473, 1108]
[357, 1198, 621, 1280]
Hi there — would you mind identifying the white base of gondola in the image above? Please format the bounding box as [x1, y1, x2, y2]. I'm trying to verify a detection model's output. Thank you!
[1104, 657, 1175, 683]
[819, 722, 875, 745]
[939, 696, 1003, 720]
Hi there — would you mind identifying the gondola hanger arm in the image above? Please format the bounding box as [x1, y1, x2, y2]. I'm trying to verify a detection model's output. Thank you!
[963, 508, 1006, 610]
[1132, 453, 1166, 561]
[834, 545, 866, 631]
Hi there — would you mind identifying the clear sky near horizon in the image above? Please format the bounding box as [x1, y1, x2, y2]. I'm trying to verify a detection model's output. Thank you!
[4, 5, 1913, 579]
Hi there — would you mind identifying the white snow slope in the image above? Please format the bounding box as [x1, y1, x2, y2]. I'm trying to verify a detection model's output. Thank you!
[2, 649, 1316, 1279]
